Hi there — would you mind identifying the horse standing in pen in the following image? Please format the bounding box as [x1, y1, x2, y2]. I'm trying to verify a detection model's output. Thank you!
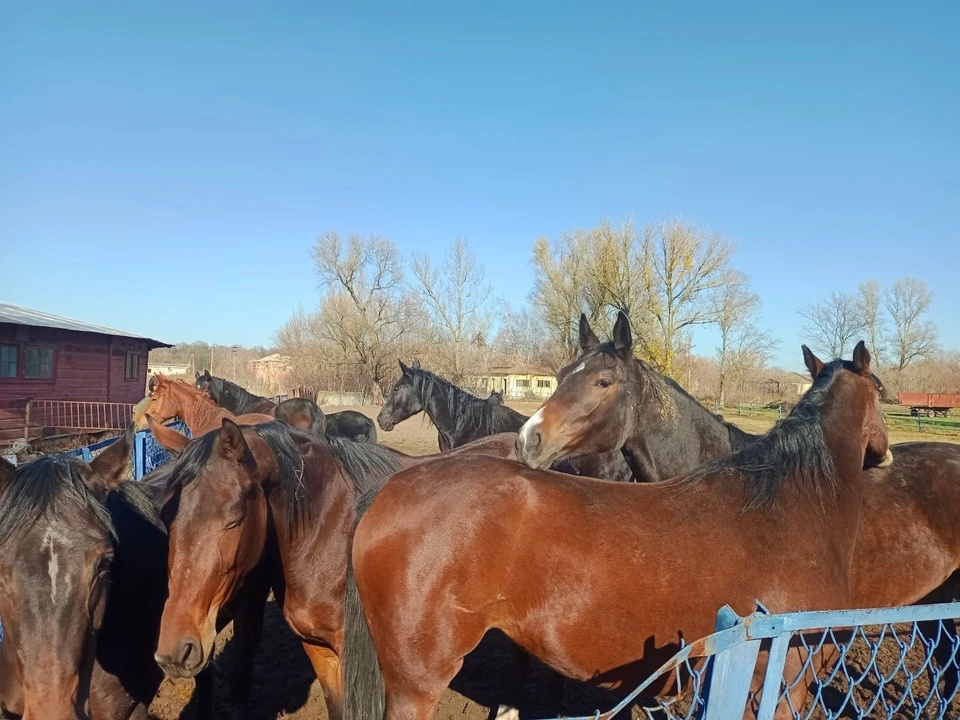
[377, 358, 632, 481]
[517, 312, 960, 700]
[344, 333, 891, 719]
[147, 416, 523, 720]
[0, 431, 175, 720]
[195, 369, 378, 443]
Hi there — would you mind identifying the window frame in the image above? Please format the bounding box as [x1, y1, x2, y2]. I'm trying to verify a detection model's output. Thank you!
[0, 344, 18, 380]
[22, 344, 56, 381]
[537, 379, 551, 389]
[516, 378, 531, 388]
[125, 351, 141, 381]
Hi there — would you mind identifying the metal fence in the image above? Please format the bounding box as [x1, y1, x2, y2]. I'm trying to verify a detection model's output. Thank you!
[0, 398, 135, 444]
[552, 601, 960, 720]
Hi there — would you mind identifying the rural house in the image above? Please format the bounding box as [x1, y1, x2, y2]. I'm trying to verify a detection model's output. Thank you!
[0, 302, 170, 443]
[471, 363, 557, 401]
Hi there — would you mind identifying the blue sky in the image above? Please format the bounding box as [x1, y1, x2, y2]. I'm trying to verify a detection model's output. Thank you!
[2, 2, 957, 371]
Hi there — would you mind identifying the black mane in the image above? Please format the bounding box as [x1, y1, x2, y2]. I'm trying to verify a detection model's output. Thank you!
[327, 436, 405, 494]
[676, 359, 849, 509]
[406, 367, 527, 440]
[0, 454, 115, 545]
[208, 376, 274, 415]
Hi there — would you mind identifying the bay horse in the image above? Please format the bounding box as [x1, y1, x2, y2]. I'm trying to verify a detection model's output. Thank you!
[195, 371, 379, 443]
[377, 359, 631, 482]
[0, 431, 169, 720]
[146, 419, 533, 720]
[344, 341, 891, 720]
[516, 312, 960, 697]
[195, 370, 278, 415]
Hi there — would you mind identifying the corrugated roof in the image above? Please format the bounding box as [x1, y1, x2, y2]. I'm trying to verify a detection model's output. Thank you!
[0, 302, 171, 348]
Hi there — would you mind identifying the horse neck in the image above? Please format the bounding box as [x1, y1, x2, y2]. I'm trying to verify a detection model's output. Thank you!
[419, 376, 461, 442]
[172, 384, 229, 434]
[265, 444, 356, 623]
[625, 379, 738, 482]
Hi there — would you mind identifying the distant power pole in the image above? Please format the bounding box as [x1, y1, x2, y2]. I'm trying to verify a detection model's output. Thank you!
[231, 345, 239, 382]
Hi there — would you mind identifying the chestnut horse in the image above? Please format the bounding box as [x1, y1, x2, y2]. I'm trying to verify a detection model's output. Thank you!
[517, 313, 960, 687]
[344, 342, 890, 720]
[147, 419, 522, 720]
[0, 432, 169, 720]
[135, 373, 274, 433]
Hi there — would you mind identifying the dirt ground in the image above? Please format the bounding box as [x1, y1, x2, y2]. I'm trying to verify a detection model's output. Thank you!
[146, 403, 960, 719]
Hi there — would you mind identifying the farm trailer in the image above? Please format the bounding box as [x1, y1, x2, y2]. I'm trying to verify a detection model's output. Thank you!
[898, 392, 960, 417]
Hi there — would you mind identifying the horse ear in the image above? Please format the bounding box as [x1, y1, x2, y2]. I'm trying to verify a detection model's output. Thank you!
[147, 415, 189, 454]
[579, 314, 600, 351]
[220, 418, 255, 466]
[0, 456, 14, 495]
[412, 358, 421, 369]
[852, 340, 871, 375]
[87, 425, 135, 490]
[612, 311, 633, 355]
[398, 359, 409, 374]
[203, 370, 211, 380]
[801, 345, 824, 379]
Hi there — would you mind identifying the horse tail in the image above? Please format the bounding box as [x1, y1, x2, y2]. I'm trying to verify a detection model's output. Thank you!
[343, 489, 385, 720]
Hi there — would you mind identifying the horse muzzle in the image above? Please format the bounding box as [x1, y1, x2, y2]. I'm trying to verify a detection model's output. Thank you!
[154, 637, 206, 679]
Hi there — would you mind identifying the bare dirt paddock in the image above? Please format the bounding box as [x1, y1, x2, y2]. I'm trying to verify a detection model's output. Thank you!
[148, 404, 960, 719]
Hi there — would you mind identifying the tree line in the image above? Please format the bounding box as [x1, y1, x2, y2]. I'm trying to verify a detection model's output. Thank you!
[166, 221, 953, 405]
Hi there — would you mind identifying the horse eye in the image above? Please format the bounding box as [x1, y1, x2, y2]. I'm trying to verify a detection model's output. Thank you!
[596, 379, 613, 388]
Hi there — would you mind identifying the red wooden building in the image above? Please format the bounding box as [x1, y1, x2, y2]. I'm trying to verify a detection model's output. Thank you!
[0, 303, 170, 443]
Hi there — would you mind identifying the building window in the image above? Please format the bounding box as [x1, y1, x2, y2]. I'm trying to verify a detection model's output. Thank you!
[125, 351, 140, 380]
[24, 346, 54, 379]
[517, 379, 531, 388]
[0, 345, 17, 378]
[537, 379, 551, 388]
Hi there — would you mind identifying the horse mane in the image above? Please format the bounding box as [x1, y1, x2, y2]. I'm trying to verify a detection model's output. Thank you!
[676, 360, 847, 509]
[109, 480, 166, 533]
[406, 367, 526, 437]
[327, 436, 405, 494]
[208, 375, 273, 415]
[0, 454, 115, 545]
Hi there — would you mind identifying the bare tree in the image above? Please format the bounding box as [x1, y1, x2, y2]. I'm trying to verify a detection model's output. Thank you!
[308, 231, 421, 401]
[411, 238, 493, 383]
[857, 279, 886, 368]
[642, 222, 735, 376]
[885, 277, 938, 371]
[798, 291, 866, 358]
[492, 302, 556, 368]
[530, 230, 601, 359]
[711, 269, 777, 406]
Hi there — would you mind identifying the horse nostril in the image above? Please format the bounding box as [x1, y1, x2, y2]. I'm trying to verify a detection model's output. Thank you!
[179, 638, 200, 668]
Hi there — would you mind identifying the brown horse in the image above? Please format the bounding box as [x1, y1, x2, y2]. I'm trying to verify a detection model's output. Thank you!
[344, 341, 890, 720]
[135, 373, 274, 434]
[147, 419, 523, 720]
[0, 431, 170, 720]
[516, 313, 960, 684]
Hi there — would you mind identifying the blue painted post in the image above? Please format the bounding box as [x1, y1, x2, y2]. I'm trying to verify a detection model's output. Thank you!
[703, 606, 762, 720]
[134, 430, 146, 480]
[81, 447, 92, 462]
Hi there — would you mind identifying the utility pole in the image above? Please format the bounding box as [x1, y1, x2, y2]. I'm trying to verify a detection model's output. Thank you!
[231, 345, 239, 382]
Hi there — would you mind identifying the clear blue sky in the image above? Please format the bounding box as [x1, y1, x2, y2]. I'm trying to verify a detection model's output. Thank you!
[2, 2, 957, 371]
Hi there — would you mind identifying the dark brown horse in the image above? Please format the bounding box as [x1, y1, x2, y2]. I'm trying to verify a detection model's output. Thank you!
[345, 341, 890, 720]
[516, 312, 960, 696]
[0, 432, 169, 720]
[194, 371, 379, 443]
[378, 359, 632, 482]
[195, 370, 279, 415]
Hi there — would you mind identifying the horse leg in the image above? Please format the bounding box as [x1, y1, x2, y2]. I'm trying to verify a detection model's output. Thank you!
[492, 644, 530, 720]
[302, 643, 344, 720]
[226, 574, 270, 720]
